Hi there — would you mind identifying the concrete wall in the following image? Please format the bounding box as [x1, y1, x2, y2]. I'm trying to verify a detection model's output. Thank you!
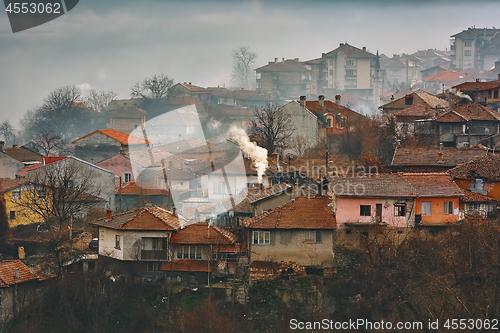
[357, 58, 372, 89]
[280, 101, 321, 147]
[74, 132, 123, 164]
[249, 229, 334, 267]
[335, 197, 410, 227]
[0, 153, 23, 179]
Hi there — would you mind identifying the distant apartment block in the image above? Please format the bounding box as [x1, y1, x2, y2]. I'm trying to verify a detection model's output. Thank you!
[450, 27, 500, 70]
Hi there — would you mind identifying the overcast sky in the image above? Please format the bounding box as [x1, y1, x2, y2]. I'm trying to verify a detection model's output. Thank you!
[0, 0, 499, 128]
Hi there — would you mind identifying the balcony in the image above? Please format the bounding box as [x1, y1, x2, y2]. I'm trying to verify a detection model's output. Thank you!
[141, 250, 169, 260]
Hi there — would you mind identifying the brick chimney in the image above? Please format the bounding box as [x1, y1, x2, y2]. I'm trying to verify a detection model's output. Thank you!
[362, 46, 366, 51]
[319, 95, 325, 108]
[498, 73, 500, 81]
[0, 141, 4, 153]
[300, 96, 306, 107]
[106, 209, 112, 220]
[274, 58, 278, 63]
[438, 143, 443, 163]
[335, 95, 341, 106]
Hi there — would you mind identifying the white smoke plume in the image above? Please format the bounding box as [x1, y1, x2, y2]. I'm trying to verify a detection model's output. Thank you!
[447, 88, 472, 101]
[229, 125, 268, 182]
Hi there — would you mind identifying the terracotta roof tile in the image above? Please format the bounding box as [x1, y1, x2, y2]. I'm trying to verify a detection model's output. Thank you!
[448, 154, 500, 181]
[92, 206, 182, 231]
[246, 183, 291, 204]
[71, 129, 149, 145]
[423, 69, 465, 82]
[0, 260, 38, 286]
[381, 91, 448, 110]
[170, 222, 237, 244]
[324, 43, 376, 58]
[392, 147, 488, 167]
[160, 259, 213, 272]
[453, 80, 500, 92]
[401, 173, 463, 197]
[116, 182, 169, 195]
[460, 189, 497, 203]
[435, 104, 500, 122]
[244, 197, 336, 229]
[330, 174, 415, 197]
[394, 104, 438, 118]
[256, 59, 309, 72]
[0, 178, 25, 193]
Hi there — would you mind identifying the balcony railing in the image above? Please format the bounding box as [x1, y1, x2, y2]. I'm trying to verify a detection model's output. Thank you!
[141, 250, 169, 260]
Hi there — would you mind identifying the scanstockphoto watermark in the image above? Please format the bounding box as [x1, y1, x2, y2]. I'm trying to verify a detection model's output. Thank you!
[290, 318, 424, 331]
[4, 0, 79, 33]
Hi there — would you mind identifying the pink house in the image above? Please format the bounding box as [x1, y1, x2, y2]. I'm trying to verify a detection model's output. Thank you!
[96, 154, 141, 187]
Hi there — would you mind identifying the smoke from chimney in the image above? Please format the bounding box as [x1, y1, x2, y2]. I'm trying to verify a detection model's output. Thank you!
[229, 126, 268, 183]
[447, 88, 472, 101]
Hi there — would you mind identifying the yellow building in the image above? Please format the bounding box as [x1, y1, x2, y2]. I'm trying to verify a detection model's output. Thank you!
[0, 179, 45, 227]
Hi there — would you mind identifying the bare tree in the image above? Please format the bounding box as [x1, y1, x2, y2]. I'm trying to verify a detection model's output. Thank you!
[15, 160, 104, 276]
[130, 73, 174, 100]
[291, 134, 311, 157]
[231, 46, 257, 90]
[84, 89, 118, 113]
[0, 120, 15, 145]
[33, 130, 67, 156]
[250, 103, 295, 155]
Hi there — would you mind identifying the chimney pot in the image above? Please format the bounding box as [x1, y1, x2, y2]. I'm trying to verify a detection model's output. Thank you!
[391, 95, 395, 101]
[275, 58, 278, 63]
[12, 144, 17, 148]
[106, 209, 112, 220]
[438, 151, 443, 162]
[15, 268, 19, 279]
[335, 95, 341, 106]
[300, 96, 306, 107]
[282, 58, 284, 62]
[172, 206, 177, 216]
[476, 78, 480, 82]
[319, 95, 325, 108]
[0, 141, 4, 152]
[498, 73, 500, 81]
[339, 43, 344, 47]
[362, 46, 366, 51]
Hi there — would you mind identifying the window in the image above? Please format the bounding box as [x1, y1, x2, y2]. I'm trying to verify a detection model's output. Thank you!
[124, 173, 131, 183]
[329, 70, 333, 76]
[12, 190, 20, 201]
[327, 118, 332, 128]
[304, 231, 322, 244]
[147, 262, 163, 272]
[345, 70, 356, 77]
[394, 203, 406, 216]
[345, 230, 352, 234]
[360, 205, 371, 216]
[152, 238, 167, 250]
[464, 50, 472, 56]
[468, 203, 479, 211]
[214, 182, 226, 194]
[422, 201, 432, 215]
[494, 90, 499, 99]
[9, 211, 15, 220]
[312, 75, 316, 81]
[177, 246, 202, 259]
[489, 90, 492, 99]
[252, 231, 270, 245]
[464, 40, 472, 47]
[346, 59, 355, 66]
[473, 178, 484, 191]
[247, 183, 258, 188]
[115, 235, 121, 249]
[443, 201, 454, 215]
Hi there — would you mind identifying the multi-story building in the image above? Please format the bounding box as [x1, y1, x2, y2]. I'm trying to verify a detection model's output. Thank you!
[450, 27, 500, 70]
[255, 58, 310, 99]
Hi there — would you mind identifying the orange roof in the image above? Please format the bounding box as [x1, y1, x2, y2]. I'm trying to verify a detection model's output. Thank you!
[71, 129, 149, 145]
[0, 260, 38, 286]
[244, 196, 336, 229]
[92, 206, 182, 231]
[161, 259, 213, 272]
[16, 164, 42, 177]
[116, 182, 169, 195]
[401, 173, 463, 197]
[43, 156, 68, 164]
[460, 189, 497, 203]
[435, 104, 500, 122]
[453, 80, 500, 92]
[394, 104, 438, 118]
[423, 69, 465, 82]
[170, 223, 238, 245]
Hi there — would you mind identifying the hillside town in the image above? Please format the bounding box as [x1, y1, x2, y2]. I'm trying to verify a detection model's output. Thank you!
[1, 22, 500, 332]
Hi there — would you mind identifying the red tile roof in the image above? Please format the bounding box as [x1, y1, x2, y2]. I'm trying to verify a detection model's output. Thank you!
[181, 83, 210, 93]
[381, 91, 448, 110]
[324, 43, 375, 58]
[0, 178, 25, 193]
[394, 104, 438, 118]
[0, 260, 38, 286]
[435, 104, 500, 122]
[423, 69, 465, 82]
[244, 196, 336, 229]
[161, 259, 213, 272]
[460, 189, 497, 203]
[448, 154, 500, 181]
[43, 156, 68, 164]
[170, 222, 238, 245]
[453, 80, 500, 92]
[92, 206, 182, 231]
[392, 147, 488, 167]
[15, 164, 42, 177]
[401, 173, 463, 197]
[71, 129, 149, 145]
[246, 183, 291, 204]
[116, 182, 169, 195]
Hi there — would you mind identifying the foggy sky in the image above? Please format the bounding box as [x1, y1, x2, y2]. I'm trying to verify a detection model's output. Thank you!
[1, 0, 499, 127]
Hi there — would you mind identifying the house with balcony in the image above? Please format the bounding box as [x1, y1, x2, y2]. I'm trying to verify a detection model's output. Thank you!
[452, 76, 500, 110]
[255, 58, 311, 99]
[91, 206, 184, 278]
[434, 103, 500, 148]
[162, 222, 245, 285]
